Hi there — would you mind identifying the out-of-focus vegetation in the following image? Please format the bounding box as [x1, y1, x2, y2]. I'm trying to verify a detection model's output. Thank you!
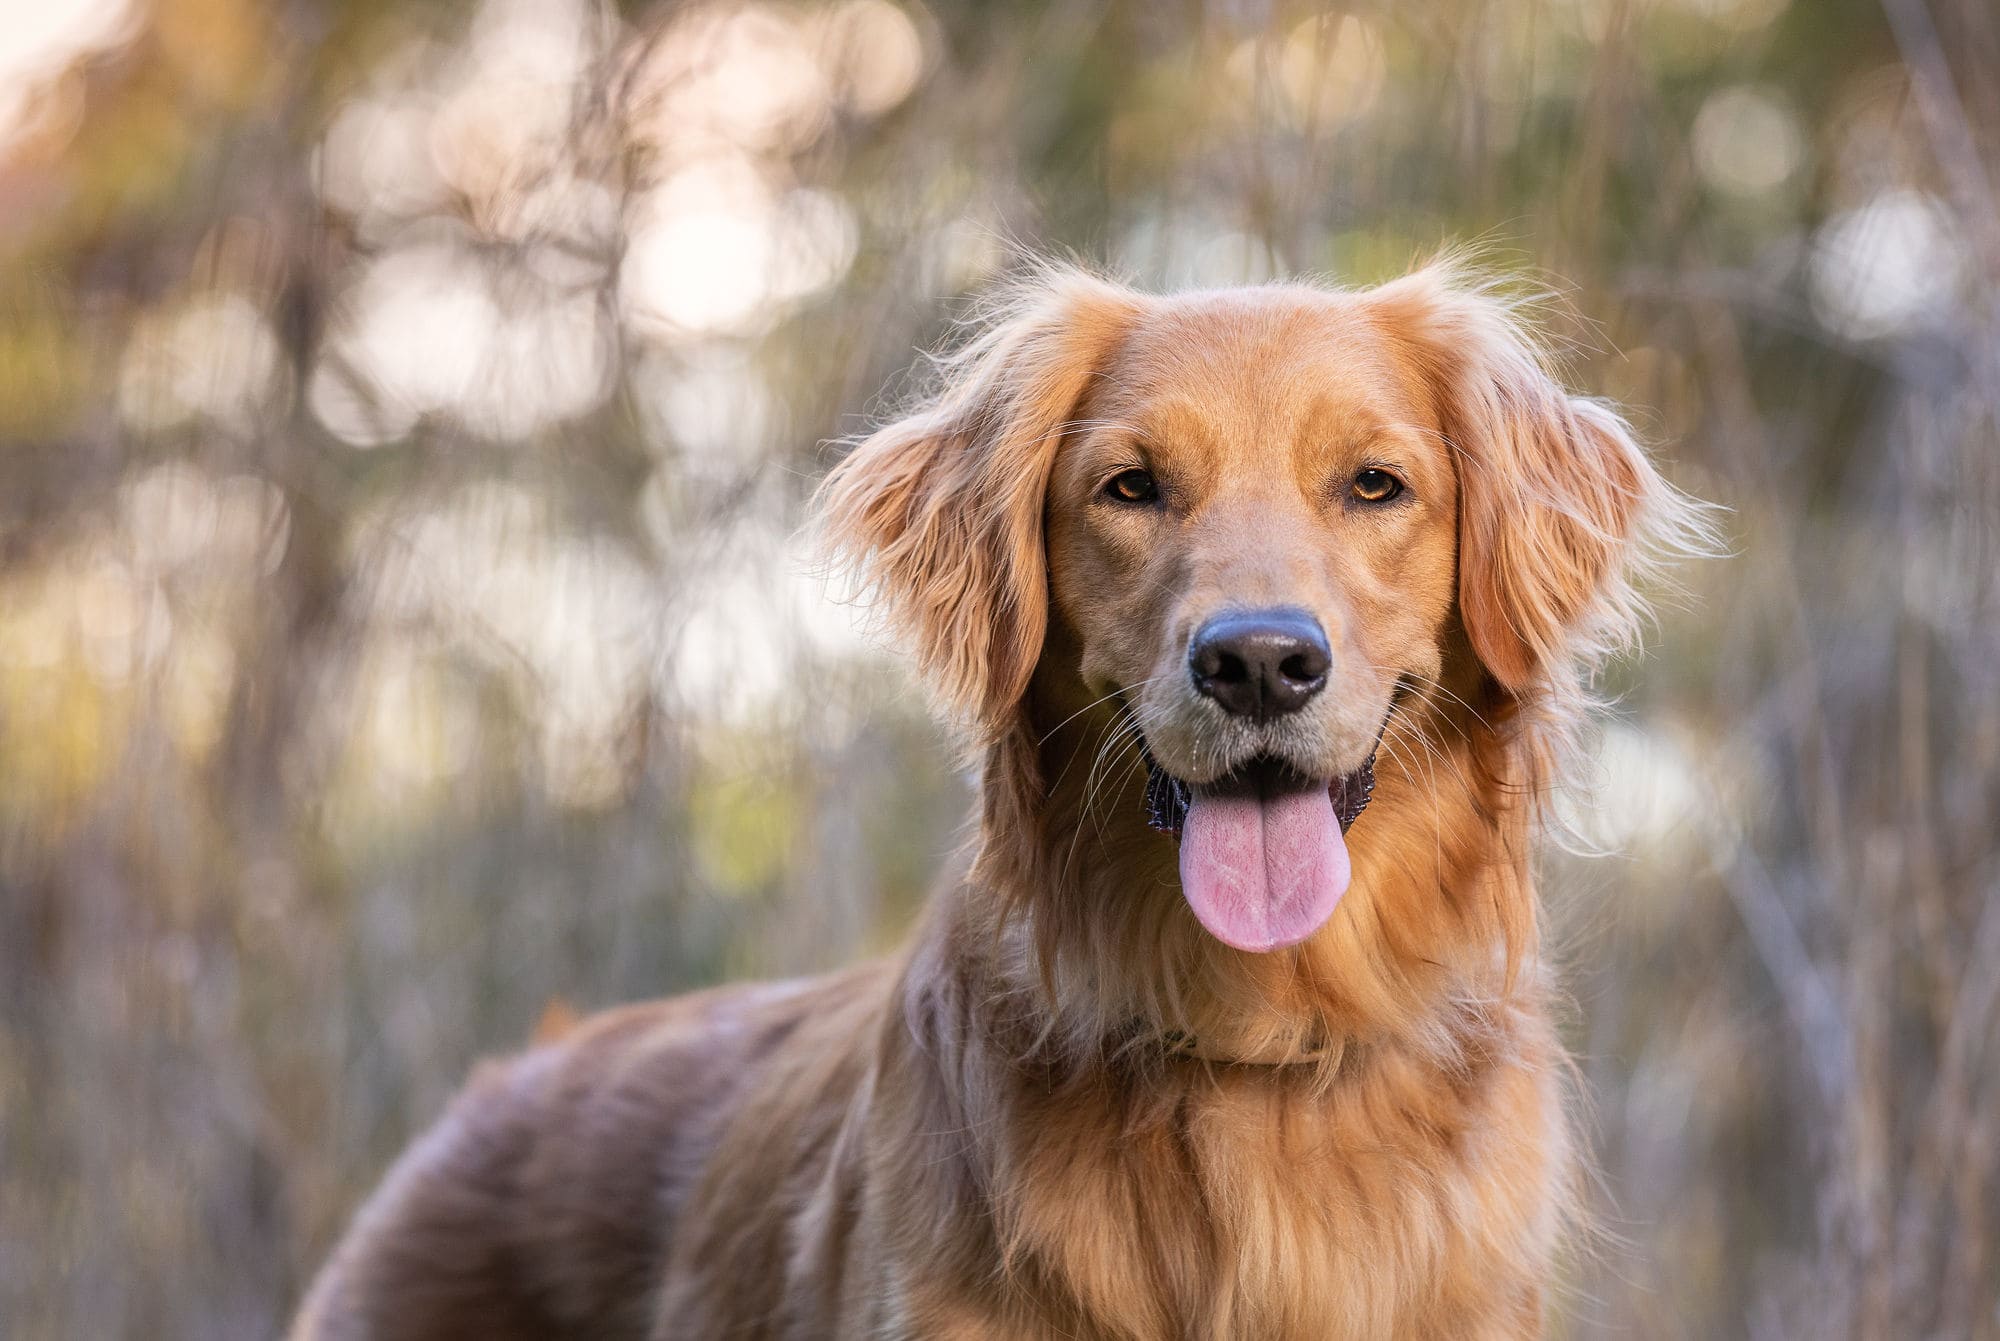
[1, 0, 1995, 1336]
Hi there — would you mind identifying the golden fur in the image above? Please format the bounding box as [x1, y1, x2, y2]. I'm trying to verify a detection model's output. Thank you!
[292, 261, 1705, 1340]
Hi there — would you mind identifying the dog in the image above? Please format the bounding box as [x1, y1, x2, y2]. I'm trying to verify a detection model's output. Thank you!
[292, 260, 1703, 1339]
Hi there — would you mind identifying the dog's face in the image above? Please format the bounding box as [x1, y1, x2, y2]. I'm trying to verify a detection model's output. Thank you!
[1044, 289, 1458, 791]
[821, 264, 1664, 953]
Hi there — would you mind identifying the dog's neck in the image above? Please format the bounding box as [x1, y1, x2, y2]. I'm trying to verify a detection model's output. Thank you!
[961, 661, 1535, 1070]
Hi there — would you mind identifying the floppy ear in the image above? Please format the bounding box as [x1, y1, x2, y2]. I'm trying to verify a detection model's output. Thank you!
[815, 270, 1141, 739]
[1372, 264, 1687, 695]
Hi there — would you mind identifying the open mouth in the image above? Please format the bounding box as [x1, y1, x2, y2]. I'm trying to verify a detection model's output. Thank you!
[1141, 751, 1377, 955]
[1143, 755, 1375, 838]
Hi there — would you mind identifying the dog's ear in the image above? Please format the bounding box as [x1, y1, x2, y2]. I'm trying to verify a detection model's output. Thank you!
[817, 270, 1141, 738]
[1370, 264, 1692, 695]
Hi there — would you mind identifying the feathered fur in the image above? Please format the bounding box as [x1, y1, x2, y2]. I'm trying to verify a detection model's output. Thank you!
[293, 260, 1709, 1341]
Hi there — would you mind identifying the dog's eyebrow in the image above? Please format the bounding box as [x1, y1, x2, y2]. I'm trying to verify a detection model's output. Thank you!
[1112, 393, 1216, 426]
[1368, 420, 1450, 451]
[1056, 416, 1159, 444]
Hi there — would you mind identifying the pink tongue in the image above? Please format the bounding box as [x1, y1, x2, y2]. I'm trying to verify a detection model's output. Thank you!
[1179, 785, 1350, 952]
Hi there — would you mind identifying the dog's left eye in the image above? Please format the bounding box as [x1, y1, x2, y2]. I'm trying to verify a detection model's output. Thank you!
[1103, 469, 1160, 504]
[1350, 468, 1404, 504]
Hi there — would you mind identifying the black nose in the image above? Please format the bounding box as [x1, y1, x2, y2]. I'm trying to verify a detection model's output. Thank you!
[1187, 608, 1331, 721]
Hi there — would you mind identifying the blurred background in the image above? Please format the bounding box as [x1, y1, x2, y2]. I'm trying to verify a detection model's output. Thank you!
[1, 0, 1995, 1336]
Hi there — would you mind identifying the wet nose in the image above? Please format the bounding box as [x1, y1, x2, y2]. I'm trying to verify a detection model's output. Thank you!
[1187, 607, 1331, 721]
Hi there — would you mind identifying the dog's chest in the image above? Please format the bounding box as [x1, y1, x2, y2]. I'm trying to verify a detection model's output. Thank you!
[997, 1055, 1563, 1339]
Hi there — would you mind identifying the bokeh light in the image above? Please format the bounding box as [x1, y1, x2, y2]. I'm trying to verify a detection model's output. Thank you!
[3, 1, 1997, 1337]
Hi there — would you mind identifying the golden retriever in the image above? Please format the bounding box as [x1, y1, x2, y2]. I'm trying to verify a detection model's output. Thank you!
[292, 261, 1703, 1340]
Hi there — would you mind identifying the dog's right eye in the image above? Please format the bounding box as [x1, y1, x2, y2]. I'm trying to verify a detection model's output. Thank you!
[1103, 469, 1159, 504]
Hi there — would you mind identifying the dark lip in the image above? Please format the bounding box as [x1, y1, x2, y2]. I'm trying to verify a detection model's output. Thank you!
[1192, 754, 1325, 800]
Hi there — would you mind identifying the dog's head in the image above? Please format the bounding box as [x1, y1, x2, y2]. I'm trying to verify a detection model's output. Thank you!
[820, 262, 1686, 956]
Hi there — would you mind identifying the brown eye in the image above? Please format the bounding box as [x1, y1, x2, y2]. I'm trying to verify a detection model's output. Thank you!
[1350, 468, 1404, 504]
[1104, 468, 1159, 504]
